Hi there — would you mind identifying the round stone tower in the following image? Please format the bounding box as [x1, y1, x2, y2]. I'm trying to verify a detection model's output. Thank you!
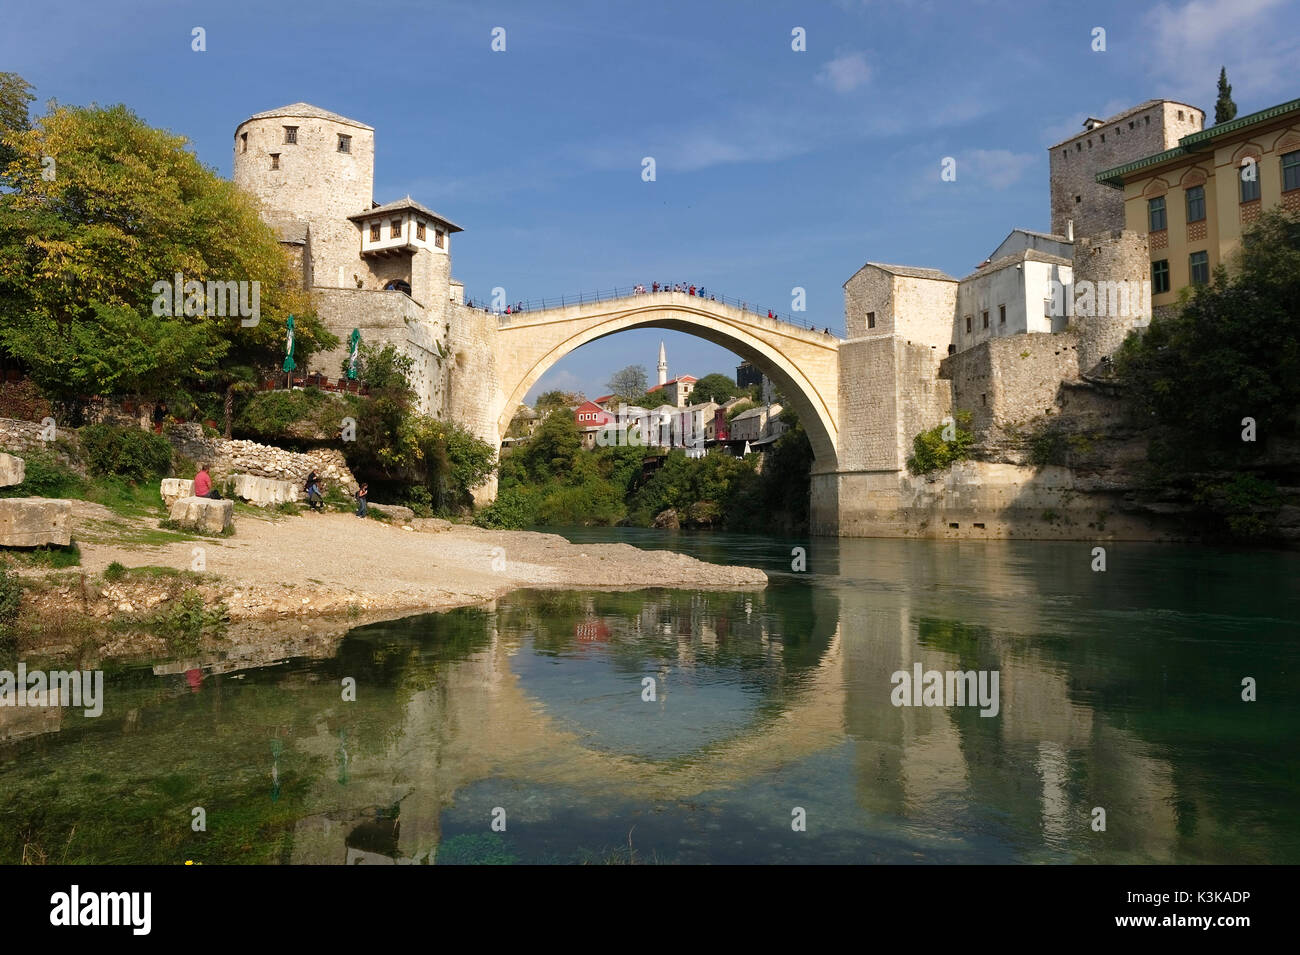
[233, 103, 375, 289]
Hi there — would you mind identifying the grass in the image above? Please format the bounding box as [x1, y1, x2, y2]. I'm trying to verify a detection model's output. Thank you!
[4, 543, 81, 569]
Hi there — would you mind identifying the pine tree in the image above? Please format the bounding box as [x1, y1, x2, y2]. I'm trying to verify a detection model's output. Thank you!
[1215, 67, 1237, 125]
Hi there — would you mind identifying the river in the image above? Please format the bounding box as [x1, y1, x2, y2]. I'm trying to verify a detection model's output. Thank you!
[1, 530, 1297, 864]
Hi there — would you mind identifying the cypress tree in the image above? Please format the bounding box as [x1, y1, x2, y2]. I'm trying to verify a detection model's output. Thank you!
[1215, 67, 1237, 124]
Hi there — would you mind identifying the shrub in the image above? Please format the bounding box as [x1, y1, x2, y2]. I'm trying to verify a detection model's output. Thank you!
[0, 450, 85, 498]
[473, 486, 537, 529]
[0, 561, 22, 651]
[906, 412, 974, 475]
[103, 561, 127, 582]
[0, 380, 52, 421]
[78, 424, 172, 483]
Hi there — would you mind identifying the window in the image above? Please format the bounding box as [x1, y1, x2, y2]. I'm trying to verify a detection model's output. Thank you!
[1283, 150, 1300, 192]
[1148, 196, 1167, 231]
[1178, 110, 1184, 120]
[1186, 184, 1205, 222]
[981, 310, 989, 329]
[999, 304, 1006, 325]
[338, 134, 351, 153]
[239, 132, 247, 153]
[435, 228, 445, 249]
[390, 219, 402, 239]
[416, 220, 426, 241]
[965, 315, 972, 333]
[270, 153, 280, 170]
[1100, 133, 1105, 143]
[1189, 251, 1209, 286]
[1240, 162, 1261, 202]
[284, 126, 298, 144]
[1152, 259, 1170, 294]
[1075, 194, 1082, 203]
[866, 311, 876, 329]
[370, 223, 380, 242]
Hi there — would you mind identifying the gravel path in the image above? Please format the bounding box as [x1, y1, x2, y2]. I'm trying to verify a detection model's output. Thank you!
[66, 503, 768, 626]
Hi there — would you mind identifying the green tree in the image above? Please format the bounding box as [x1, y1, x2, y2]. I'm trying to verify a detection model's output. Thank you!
[0, 95, 335, 402]
[690, 372, 741, 405]
[534, 389, 583, 413]
[1214, 67, 1237, 125]
[1116, 209, 1299, 472]
[0, 72, 34, 174]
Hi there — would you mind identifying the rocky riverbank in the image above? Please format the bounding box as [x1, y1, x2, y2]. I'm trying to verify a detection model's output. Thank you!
[10, 502, 767, 661]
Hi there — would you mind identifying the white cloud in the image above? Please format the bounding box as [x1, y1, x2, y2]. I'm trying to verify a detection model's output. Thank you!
[1140, 0, 1300, 104]
[816, 52, 873, 93]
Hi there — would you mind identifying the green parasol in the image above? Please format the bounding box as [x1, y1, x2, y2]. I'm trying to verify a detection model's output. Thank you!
[346, 328, 360, 380]
[282, 314, 297, 373]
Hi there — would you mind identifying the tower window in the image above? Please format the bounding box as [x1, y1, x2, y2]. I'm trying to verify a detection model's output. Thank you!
[866, 311, 876, 329]
[435, 228, 445, 249]
[338, 134, 351, 153]
[999, 304, 1006, 325]
[370, 223, 380, 242]
[965, 315, 972, 333]
[981, 310, 989, 329]
[390, 219, 402, 239]
[1178, 110, 1184, 120]
[239, 132, 247, 153]
[284, 126, 298, 144]
[270, 153, 280, 170]
[416, 220, 426, 240]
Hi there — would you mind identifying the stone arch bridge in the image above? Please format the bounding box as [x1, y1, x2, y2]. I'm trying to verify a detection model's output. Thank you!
[459, 290, 951, 536]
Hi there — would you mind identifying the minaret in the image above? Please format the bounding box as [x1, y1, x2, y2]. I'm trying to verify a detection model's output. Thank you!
[657, 341, 668, 386]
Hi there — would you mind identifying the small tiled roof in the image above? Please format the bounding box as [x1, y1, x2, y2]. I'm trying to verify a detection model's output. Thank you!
[856, 262, 958, 282]
[648, 376, 698, 391]
[348, 196, 463, 232]
[243, 102, 373, 131]
[730, 406, 767, 421]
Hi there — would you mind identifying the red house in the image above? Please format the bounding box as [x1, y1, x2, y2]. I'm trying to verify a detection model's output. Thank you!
[573, 400, 617, 449]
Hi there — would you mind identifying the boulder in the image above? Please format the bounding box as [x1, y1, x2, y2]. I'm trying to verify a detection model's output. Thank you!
[231, 473, 301, 507]
[161, 478, 194, 507]
[169, 496, 233, 534]
[652, 508, 680, 529]
[369, 503, 415, 523]
[0, 497, 72, 547]
[411, 517, 454, 533]
[0, 453, 24, 488]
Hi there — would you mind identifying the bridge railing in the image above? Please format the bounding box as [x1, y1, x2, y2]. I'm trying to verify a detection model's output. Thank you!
[472, 286, 835, 335]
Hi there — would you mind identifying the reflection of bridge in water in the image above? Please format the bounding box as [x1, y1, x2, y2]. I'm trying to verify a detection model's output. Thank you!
[286, 579, 1183, 864]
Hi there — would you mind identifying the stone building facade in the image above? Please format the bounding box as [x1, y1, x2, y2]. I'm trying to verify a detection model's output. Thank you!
[1049, 100, 1203, 239]
[232, 103, 466, 416]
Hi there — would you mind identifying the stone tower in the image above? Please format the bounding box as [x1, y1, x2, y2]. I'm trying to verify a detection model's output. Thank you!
[233, 103, 375, 289]
[1049, 100, 1203, 239]
[657, 341, 668, 386]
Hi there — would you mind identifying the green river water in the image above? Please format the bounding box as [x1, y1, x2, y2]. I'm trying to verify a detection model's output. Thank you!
[1, 530, 1297, 864]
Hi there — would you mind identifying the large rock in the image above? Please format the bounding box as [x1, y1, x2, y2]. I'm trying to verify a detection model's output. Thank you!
[0, 497, 72, 547]
[169, 496, 233, 534]
[0, 453, 24, 488]
[160, 478, 194, 507]
[652, 508, 680, 529]
[369, 503, 415, 523]
[231, 473, 301, 507]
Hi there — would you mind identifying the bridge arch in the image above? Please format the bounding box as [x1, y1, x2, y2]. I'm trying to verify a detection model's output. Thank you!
[492, 293, 840, 468]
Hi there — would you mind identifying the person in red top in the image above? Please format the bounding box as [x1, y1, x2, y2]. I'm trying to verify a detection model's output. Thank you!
[193, 464, 219, 499]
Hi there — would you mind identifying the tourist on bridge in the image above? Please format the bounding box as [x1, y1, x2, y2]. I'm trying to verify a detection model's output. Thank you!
[689, 285, 696, 296]
[652, 282, 659, 292]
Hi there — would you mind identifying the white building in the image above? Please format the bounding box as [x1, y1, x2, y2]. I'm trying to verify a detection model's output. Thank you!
[954, 248, 1074, 352]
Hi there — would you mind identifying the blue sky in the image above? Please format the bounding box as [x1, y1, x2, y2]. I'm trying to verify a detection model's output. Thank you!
[5, 0, 1297, 402]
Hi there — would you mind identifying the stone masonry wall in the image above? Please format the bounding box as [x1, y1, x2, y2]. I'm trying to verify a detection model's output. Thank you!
[1069, 229, 1152, 373]
[941, 333, 1081, 434]
[165, 423, 357, 493]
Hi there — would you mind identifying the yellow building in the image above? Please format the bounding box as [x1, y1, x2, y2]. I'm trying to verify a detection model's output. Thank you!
[1097, 97, 1300, 310]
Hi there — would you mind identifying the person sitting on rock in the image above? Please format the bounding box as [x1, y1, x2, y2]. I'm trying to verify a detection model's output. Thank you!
[193, 464, 220, 499]
[304, 471, 324, 512]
